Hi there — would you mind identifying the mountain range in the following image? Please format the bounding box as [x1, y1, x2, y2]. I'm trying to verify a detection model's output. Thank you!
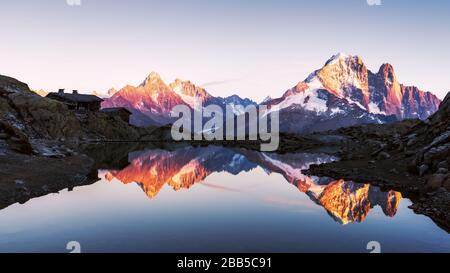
[102, 53, 441, 133]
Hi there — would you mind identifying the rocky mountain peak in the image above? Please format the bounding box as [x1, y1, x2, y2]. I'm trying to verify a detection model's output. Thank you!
[107, 88, 118, 96]
[169, 78, 210, 99]
[225, 94, 241, 101]
[324, 52, 363, 67]
[377, 63, 397, 85]
[140, 71, 165, 87]
[316, 53, 370, 107]
[223, 94, 256, 107]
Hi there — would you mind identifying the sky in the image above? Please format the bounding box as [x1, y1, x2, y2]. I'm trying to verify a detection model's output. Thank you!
[0, 0, 449, 101]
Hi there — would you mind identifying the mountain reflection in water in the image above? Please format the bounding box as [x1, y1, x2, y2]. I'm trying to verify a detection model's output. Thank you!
[102, 146, 401, 225]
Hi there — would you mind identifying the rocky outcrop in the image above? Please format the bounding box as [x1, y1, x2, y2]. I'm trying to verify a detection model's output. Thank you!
[7, 89, 83, 139]
[0, 119, 34, 154]
[407, 92, 450, 191]
[83, 111, 141, 141]
[0, 151, 97, 210]
[0, 74, 82, 140]
[31, 89, 48, 97]
[0, 74, 148, 154]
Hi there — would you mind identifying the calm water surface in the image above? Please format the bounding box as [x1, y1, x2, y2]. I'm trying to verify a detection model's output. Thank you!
[0, 146, 448, 253]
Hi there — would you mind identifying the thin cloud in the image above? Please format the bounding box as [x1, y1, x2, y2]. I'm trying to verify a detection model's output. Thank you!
[200, 78, 242, 88]
[200, 182, 242, 193]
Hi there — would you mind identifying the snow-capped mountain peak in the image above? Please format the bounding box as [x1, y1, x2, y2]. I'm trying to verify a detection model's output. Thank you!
[169, 79, 212, 108]
[170, 79, 199, 94]
[324, 52, 352, 65]
[317, 53, 369, 104]
[264, 53, 441, 133]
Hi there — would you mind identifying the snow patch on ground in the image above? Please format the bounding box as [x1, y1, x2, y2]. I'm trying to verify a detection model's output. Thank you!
[346, 98, 366, 111]
[330, 107, 345, 116]
[368, 102, 386, 115]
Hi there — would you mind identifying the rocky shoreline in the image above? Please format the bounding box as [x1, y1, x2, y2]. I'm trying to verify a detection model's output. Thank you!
[0, 149, 97, 210]
[305, 93, 450, 231]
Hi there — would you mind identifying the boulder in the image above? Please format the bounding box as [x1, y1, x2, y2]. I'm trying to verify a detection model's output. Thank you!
[437, 161, 449, 170]
[0, 120, 34, 154]
[443, 177, 450, 191]
[8, 91, 83, 139]
[423, 144, 450, 165]
[419, 164, 429, 177]
[377, 152, 391, 160]
[425, 174, 447, 191]
[429, 92, 450, 125]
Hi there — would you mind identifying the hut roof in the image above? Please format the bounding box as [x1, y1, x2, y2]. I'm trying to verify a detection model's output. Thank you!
[47, 92, 103, 103]
[101, 107, 132, 114]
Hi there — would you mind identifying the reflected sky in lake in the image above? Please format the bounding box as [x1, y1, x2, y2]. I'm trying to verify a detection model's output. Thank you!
[0, 146, 448, 253]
